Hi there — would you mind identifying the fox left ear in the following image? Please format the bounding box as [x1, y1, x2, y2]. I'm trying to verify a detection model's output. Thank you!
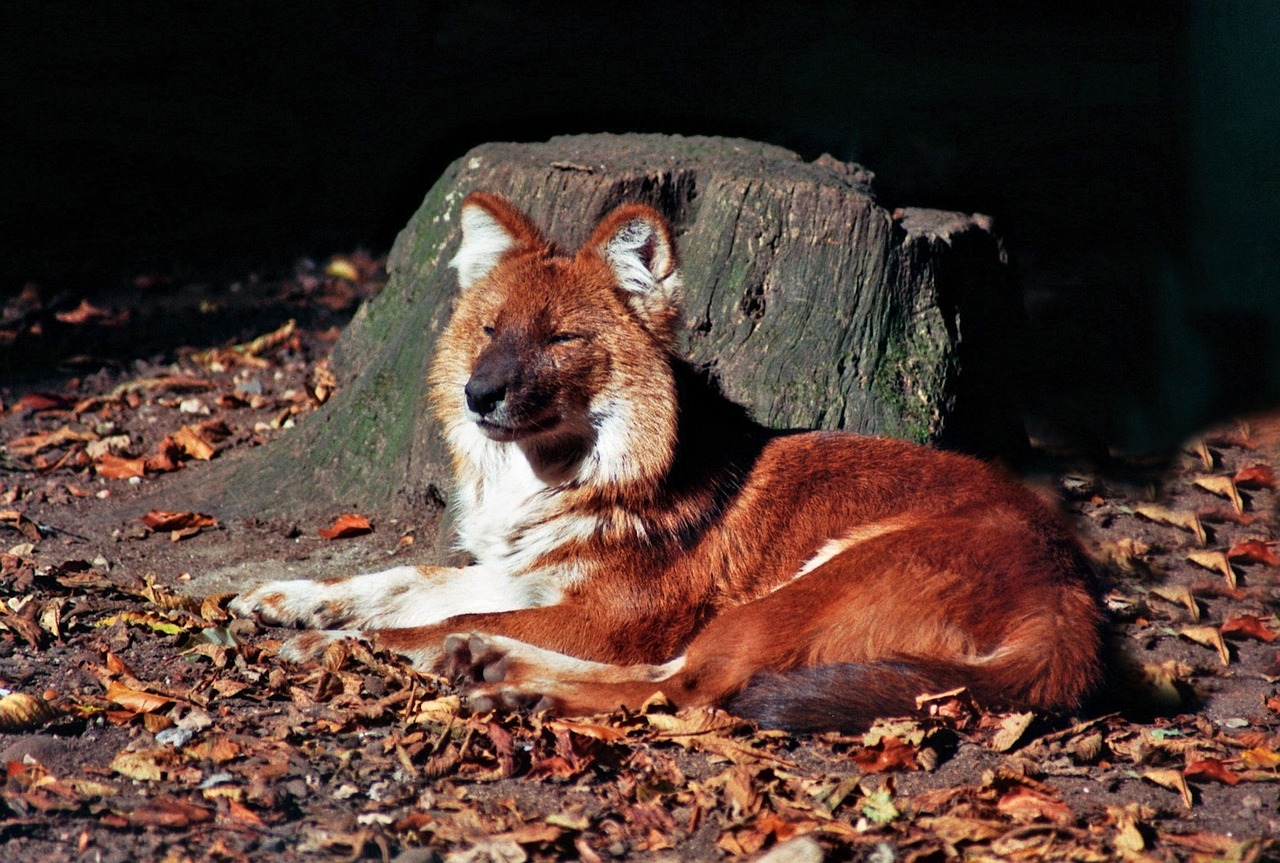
[588, 205, 682, 334]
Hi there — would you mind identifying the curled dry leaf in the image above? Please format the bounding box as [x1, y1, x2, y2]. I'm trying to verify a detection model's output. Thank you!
[1234, 463, 1276, 489]
[852, 736, 920, 773]
[1183, 758, 1242, 786]
[172, 425, 216, 461]
[96, 453, 146, 479]
[1149, 584, 1201, 621]
[1133, 504, 1207, 547]
[1226, 540, 1280, 567]
[140, 510, 219, 533]
[0, 691, 60, 731]
[989, 711, 1036, 752]
[1185, 550, 1236, 589]
[1192, 475, 1244, 514]
[995, 785, 1073, 825]
[318, 513, 373, 539]
[1179, 625, 1231, 666]
[105, 680, 172, 714]
[1142, 768, 1194, 808]
[1094, 538, 1152, 575]
[1221, 615, 1279, 643]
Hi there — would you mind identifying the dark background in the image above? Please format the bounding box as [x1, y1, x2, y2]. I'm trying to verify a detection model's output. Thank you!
[4, 1, 1278, 453]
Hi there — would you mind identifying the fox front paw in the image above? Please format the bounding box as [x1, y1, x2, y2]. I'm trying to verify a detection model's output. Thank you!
[229, 579, 353, 629]
[443, 632, 557, 714]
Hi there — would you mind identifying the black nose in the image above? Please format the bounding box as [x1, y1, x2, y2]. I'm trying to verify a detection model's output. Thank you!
[464, 375, 507, 416]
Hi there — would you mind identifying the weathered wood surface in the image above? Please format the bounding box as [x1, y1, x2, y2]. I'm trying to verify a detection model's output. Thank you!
[183, 134, 1021, 538]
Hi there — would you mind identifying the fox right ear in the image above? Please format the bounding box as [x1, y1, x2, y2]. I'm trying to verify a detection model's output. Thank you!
[449, 193, 545, 290]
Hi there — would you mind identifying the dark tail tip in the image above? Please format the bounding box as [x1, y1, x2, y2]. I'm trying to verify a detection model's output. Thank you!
[725, 661, 981, 733]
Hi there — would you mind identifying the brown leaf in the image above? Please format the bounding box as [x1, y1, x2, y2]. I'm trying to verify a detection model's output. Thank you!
[55, 299, 124, 325]
[0, 510, 42, 543]
[1226, 539, 1280, 567]
[5, 426, 96, 458]
[319, 513, 373, 539]
[172, 425, 216, 461]
[995, 786, 1073, 825]
[144, 437, 184, 473]
[105, 680, 171, 714]
[852, 736, 920, 773]
[1183, 758, 1242, 786]
[1234, 463, 1276, 489]
[14, 392, 74, 413]
[1221, 615, 1279, 643]
[125, 796, 213, 828]
[96, 453, 146, 479]
[140, 510, 218, 532]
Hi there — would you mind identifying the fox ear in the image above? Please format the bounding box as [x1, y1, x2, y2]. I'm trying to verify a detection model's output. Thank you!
[449, 192, 546, 290]
[588, 205, 682, 332]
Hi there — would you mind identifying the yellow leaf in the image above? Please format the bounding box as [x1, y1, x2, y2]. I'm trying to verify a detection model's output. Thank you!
[1193, 475, 1244, 514]
[1134, 504, 1207, 546]
[1142, 768, 1193, 808]
[1241, 746, 1280, 769]
[1179, 625, 1231, 666]
[1149, 584, 1201, 621]
[990, 711, 1036, 752]
[1185, 439, 1214, 470]
[1185, 550, 1237, 589]
[407, 696, 461, 725]
[325, 258, 361, 282]
[0, 692, 60, 731]
[111, 751, 166, 782]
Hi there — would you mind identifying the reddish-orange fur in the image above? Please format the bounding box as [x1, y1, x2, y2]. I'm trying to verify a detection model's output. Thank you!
[243, 192, 1105, 731]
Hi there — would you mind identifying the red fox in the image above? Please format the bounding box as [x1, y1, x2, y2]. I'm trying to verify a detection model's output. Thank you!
[231, 192, 1104, 731]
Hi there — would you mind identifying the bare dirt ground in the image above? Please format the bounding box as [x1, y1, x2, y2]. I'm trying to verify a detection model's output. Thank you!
[0, 264, 1277, 862]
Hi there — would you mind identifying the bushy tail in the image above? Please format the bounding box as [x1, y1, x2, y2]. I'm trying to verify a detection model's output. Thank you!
[724, 661, 987, 733]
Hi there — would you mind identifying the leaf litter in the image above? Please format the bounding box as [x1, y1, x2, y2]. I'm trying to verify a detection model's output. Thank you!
[0, 261, 1278, 861]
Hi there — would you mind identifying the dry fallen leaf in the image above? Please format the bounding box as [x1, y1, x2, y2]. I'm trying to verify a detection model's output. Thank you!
[1183, 758, 1242, 786]
[319, 513, 373, 539]
[1185, 549, 1237, 589]
[1142, 768, 1194, 808]
[95, 453, 146, 479]
[1192, 475, 1244, 514]
[995, 785, 1073, 825]
[1150, 584, 1201, 621]
[1134, 504, 1207, 546]
[1179, 625, 1231, 666]
[853, 736, 920, 773]
[0, 692, 60, 731]
[172, 425, 216, 461]
[1226, 540, 1280, 567]
[1221, 615, 1279, 643]
[1234, 463, 1276, 489]
[140, 510, 219, 533]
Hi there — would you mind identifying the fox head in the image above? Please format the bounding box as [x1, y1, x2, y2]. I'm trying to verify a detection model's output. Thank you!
[430, 192, 683, 491]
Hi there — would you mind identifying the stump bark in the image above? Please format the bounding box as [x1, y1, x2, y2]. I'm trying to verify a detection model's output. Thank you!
[183, 134, 1022, 545]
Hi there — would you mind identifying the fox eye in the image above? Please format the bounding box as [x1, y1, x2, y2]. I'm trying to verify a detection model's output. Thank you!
[482, 324, 495, 338]
[548, 332, 580, 345]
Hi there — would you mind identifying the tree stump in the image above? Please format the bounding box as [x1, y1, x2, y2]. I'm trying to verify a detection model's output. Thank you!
[181, 134, 1021, 548]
